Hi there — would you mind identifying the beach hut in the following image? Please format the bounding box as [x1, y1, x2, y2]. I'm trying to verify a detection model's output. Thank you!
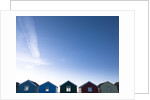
[38, 81, 58, 93]
[114, 82, 119, 92]
[79, 81, 98, 93]
[17, 80, 39, 93]
[60, 80, 77, 93]
[16, 82, 20, 92]
[98, 81, 118, 93]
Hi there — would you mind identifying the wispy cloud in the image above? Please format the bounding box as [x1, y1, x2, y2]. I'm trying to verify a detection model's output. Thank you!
[17, 16, 49, 68]
[17, 16, 40, 58]
[16, 52, 49, 66]
[17, 56, 48, 66]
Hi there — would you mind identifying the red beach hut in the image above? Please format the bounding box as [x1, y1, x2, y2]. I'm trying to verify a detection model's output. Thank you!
[79, 81, 98, 93]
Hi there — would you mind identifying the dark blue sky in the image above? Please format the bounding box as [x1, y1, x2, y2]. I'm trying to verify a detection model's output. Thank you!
[16, 16, 119, 86]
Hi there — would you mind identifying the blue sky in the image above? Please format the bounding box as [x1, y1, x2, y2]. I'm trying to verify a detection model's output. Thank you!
[16, 16, 119, 88]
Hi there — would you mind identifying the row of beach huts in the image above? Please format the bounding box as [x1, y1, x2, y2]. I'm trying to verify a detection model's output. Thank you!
[16, 80, 119, 93]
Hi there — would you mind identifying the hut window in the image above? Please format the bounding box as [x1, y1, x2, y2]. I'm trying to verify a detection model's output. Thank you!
[88, 87, 92, 92]
[45, 87, 49, 92]
[24, 86, 29, 91]
[107, 86, 111, 91]
[66, 86, 71, 92]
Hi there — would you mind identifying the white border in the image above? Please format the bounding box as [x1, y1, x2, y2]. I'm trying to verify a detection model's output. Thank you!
[0, 10, 134, 99]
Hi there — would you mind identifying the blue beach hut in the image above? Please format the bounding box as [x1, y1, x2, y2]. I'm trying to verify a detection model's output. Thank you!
[38, 81, 58, 93]
[17, 80, 39, 93]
